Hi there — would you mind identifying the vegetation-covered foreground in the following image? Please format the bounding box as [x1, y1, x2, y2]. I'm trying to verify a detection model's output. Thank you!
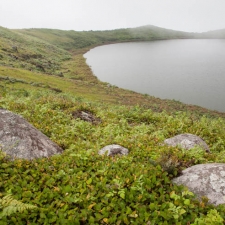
[1, 25, 225, 224]
[1, 89, 225, 224]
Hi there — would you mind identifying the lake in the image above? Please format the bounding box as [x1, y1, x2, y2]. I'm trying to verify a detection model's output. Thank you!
[84, 40, 225, 112]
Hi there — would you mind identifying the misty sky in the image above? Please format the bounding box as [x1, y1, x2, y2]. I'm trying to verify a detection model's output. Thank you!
[1, 0, 225, 32]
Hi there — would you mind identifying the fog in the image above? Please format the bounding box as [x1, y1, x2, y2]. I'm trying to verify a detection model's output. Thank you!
[1, 0, 225, 32]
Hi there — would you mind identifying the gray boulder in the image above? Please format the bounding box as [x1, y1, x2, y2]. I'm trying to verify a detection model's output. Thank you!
[164, 133, 210, 152]
[0, 109, 63, 160]
[172, 163, 225, 206]
[98, 144, 129, 156]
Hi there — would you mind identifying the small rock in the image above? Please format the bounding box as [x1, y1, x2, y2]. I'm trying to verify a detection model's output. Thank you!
[164, 133, 210, 152]
[98, 144, 129, 156]
[72, 110, 101, 124]
[172, 163, 225, 206]
[12, 46, 18, 52]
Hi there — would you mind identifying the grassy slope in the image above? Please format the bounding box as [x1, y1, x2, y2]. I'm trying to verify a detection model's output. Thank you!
[15, 25, 194, 50]
[0, 26, 71, 74]
[1, 25, 225, 224]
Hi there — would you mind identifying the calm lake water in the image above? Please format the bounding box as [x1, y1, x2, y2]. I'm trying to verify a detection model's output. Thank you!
[84, 40, 225, 112]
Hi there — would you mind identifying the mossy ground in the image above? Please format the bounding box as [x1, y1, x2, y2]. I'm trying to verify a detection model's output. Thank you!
[1, 26, 225, 224]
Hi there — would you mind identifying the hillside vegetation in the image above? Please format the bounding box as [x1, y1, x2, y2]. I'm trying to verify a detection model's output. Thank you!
[1, 25, 225, 224]
[15, 25, 194, 50]
[0, 26, 71, 75]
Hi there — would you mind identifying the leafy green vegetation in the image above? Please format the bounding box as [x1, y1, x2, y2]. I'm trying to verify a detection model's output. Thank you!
[1, 25, 225, 224]
[191, 209, 224, 225]
[0, 194, 37, 219]
[1, 89, 225, 224]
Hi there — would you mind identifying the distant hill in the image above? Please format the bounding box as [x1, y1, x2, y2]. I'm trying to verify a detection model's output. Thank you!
[14, 25, 194, 51]
[198, 28, 225, 39]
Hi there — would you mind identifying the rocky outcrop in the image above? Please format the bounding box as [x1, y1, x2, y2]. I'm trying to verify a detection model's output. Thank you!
[172, 163, 225, 206]
[0, 109, 63, 160]
[98, 144, 129, 156]
[164, 133, 210, 152]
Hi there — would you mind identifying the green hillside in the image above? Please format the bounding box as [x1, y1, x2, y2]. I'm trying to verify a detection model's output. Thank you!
[0, 26, 71, 75]
[1, 25, 225, 224]
[15, 25, 194, 50]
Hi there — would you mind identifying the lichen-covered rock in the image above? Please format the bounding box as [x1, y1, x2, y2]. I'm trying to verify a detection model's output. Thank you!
[0, 109, 63, 160]
[98, 144, 129, 156]
[164, 133, 210, 152]
[172, 163, 225, 206]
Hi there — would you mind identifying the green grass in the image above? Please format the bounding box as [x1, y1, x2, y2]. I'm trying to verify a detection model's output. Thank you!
[1, 25, 225, 224]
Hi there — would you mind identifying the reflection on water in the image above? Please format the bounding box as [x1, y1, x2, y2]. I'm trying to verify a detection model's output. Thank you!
[84, 40, 225, 112]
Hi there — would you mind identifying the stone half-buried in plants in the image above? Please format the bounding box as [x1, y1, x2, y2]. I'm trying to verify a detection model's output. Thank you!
[164, 133, 210, 153]
[72, 110, 101, 124]
[0, 108, 63, 160]
[98, 144, 129, 156]
[172, 163, 225, 206]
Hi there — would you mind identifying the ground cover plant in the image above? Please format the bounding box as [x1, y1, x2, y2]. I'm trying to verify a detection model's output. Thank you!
[1, 89, 225, 224]
[1, 26, 225, 224]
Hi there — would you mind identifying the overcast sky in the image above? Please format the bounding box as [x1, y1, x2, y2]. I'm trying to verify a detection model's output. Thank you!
[1, 0, 225, 32]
